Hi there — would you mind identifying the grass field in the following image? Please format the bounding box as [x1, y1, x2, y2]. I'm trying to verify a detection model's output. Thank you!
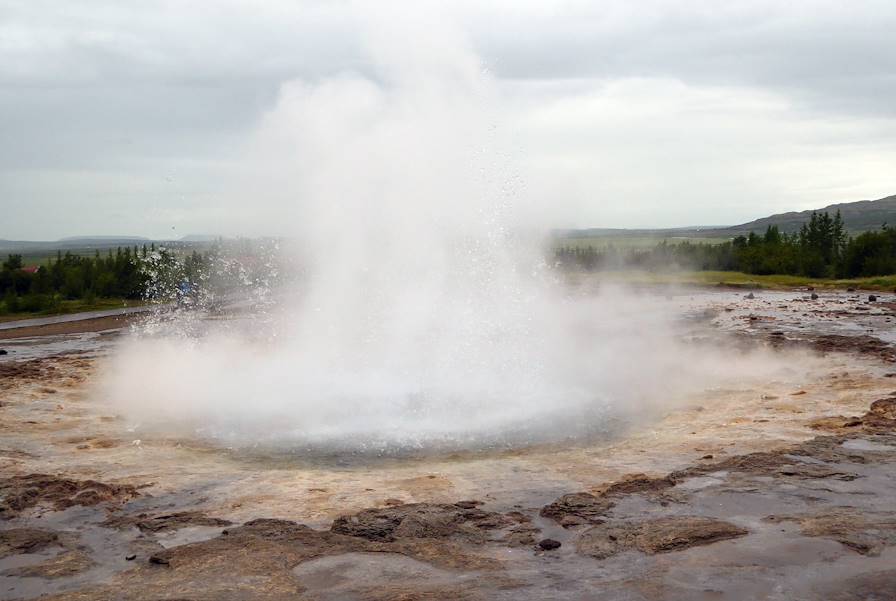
[557, 236, 732, 249]
[0, 298, 143, 323]
[581, 270, 896, 291]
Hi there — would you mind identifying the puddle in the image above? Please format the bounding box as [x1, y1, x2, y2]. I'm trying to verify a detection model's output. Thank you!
[155, 525, 229, 549]
[0, 332, 116, 361]
[677, 475, 726, 491]
[841, 438, 896, 452]
[292, 552, 479, 598]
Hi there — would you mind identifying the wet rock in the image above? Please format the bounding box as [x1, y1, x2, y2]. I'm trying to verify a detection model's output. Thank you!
[787, 436, 871, 464]
[541, 474, 677, 528]
[291, 551, 495, 601]
[577, 517, 747, 559]
[597, 473, 675, 498]
[672, 443, 860, 481]
[824, 569, 896, 601]
[776, 463, 858, 480]
[537, 538, 561, 550]
[809, 334, 895, 362]
[0, 360, 46, 391]
[811, 293, 819, 300]
[809, 416, 864, 431]
[807, 399, 896, 435]
[0, 528, 59, 558]
[505, 524, 540, 547]
[331, 502, 513, 543]
[869, 397, 896, 421]
[540, 493, 613, 526]
[0, 473, 140, 517]
[869, 294, 877, 302]
[0, 349, 7, 355]
[767, 508, 896, 556]
[3, 550, 94, 578]
[745, 292, 755, 299]
[104, 511, 232, 533]
[847, 287, 856, 292]
[146, 516, 500, 578]
[671, 450, 788, 479]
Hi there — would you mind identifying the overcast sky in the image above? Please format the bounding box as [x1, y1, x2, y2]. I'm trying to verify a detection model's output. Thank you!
[1, 0, 895, 240]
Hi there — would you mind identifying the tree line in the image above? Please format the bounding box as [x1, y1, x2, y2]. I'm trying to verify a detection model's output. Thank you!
[557, 211, 896, 278]
[0, 245, 209, 315]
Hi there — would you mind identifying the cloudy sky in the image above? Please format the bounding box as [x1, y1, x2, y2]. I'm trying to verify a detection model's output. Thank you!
[1, 0, 895, 240]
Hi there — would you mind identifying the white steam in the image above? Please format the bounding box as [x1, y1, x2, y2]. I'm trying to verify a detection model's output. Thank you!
[98, 11, 808, 452]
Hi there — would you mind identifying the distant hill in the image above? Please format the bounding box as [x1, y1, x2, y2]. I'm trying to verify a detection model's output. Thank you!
[558, 193, 896, 242]
[719, 194, 896, 235]
[0, 236, 210, 258]
[58, 236, 149, 242]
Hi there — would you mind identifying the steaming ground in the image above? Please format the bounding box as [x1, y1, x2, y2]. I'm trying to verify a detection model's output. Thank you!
[98, 286, 823, 452]
[94, 14, 817, 453]
[88, 12, 779, 453]
[4, 288, 896, 600]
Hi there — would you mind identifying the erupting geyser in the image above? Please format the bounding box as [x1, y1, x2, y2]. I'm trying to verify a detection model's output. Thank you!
[98, 11, 795, 452]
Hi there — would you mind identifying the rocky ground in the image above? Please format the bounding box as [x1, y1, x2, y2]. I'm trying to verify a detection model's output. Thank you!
[0, 289, 895, 600]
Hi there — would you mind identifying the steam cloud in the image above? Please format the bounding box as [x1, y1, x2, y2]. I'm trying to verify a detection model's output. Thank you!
[98, 10, 813, 452]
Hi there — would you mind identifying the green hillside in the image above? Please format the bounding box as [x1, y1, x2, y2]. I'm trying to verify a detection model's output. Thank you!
[559, 193, 896, 243]
[722, 194, 896, 235]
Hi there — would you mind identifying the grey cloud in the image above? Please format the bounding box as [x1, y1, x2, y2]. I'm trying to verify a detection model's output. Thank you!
[0, 1, 894, 238]
[470, 2, 896, 116]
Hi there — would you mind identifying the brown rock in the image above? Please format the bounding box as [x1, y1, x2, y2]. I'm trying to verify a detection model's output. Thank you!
[146, 516, 500, 576]
[577, 516, 748, 559]
[540, 493, 613, 526]
[809, 416, 864, 431]
[806, 398, 896, 435]
[0, 528, 59, 558]
[596, 473, 675, 498]
[3, 550, 93, 578]
[811, 334, 896, 363]
[824, 569, 896, 601]
[868, 398, 896, 420]
[505, 524, 540, 547]
[331, 502, 512, 543]
[104, 511, 232, 533]
[672, 443, 860, 481]
[537, 538, 561, 550]
[769, 508, 896, 556]
[0, 473, 140, 517]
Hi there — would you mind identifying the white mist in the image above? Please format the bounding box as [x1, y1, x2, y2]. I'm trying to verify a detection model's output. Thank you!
[98, 9, 809, 452]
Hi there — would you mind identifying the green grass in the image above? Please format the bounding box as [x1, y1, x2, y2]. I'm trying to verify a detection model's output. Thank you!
[556, 236, 732, 250]
[578, 270, 896, 291]
[18, 254, 63, 267]
[0, 298, 143, 323]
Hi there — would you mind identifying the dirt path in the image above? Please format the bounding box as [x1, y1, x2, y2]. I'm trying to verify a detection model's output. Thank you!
[0, 314, 146, 341]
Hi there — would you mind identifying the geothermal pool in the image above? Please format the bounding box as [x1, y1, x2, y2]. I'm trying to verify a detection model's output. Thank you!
[1, 286, 895, 599]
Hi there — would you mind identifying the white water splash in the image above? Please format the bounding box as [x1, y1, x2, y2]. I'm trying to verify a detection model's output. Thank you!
[98, 9, 812, 452]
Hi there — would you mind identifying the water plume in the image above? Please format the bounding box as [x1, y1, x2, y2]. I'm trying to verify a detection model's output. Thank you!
[98, 10, 812, 453]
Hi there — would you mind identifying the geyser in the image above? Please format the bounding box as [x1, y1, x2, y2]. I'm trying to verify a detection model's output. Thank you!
[98, 12, 805, 452]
